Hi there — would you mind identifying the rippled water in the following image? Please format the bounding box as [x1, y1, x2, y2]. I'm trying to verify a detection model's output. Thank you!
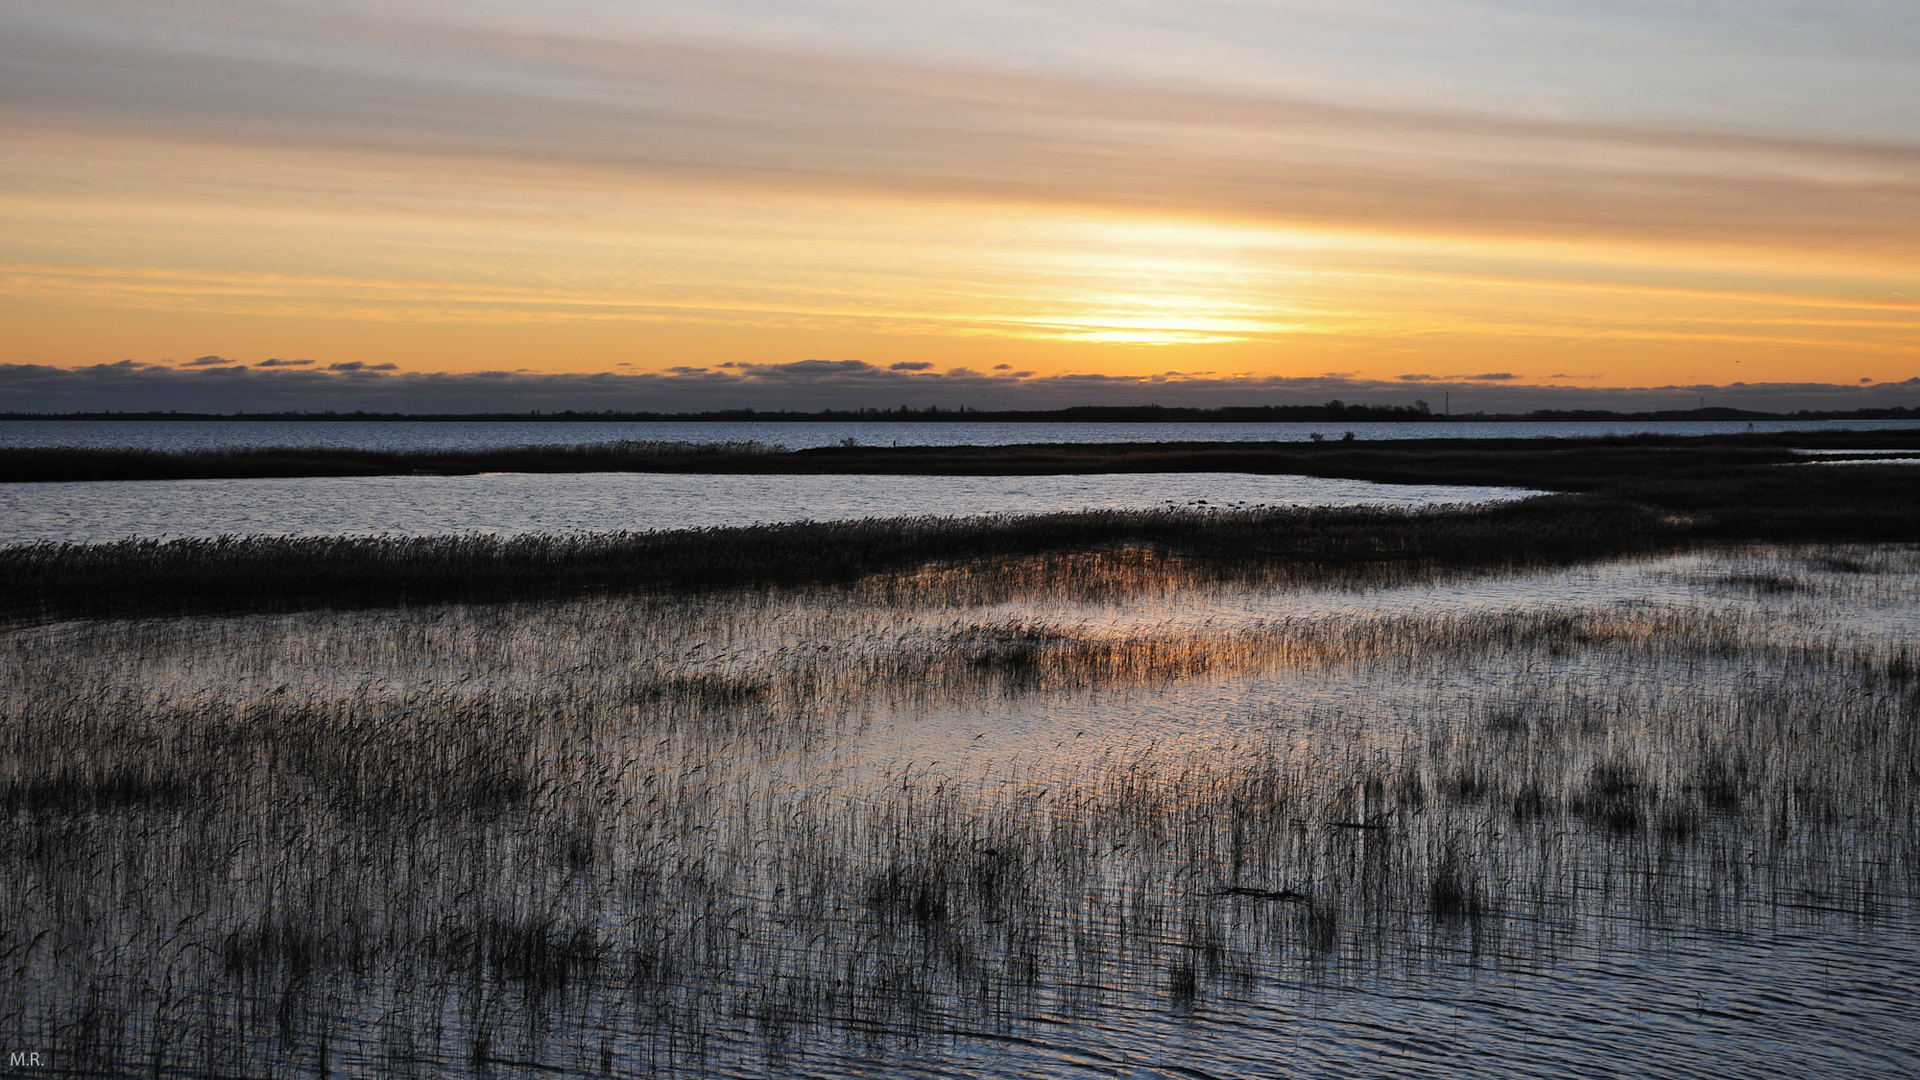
[1804, 457, 1920, 465]
[6, 416, 1919, 452]
[708, 921, 1919, 1079]
[1789, 447, 1920, 456]
[0, 471, 1539, 544]
[5, 546, 1916, 1076]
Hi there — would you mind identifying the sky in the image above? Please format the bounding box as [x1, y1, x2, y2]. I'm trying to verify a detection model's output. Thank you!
[3, 1, 1918, 412]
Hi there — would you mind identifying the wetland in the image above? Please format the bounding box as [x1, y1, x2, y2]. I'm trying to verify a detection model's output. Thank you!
[3, 432, 1917, 1076]
[4, 543, 1919, 1076]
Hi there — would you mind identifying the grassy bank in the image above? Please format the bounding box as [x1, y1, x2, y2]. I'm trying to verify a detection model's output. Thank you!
[0, 499, 1640, 621]
[0, 438, 791, 483]
[4, 450, 1918, 619]
[5, 429, 1920, 485]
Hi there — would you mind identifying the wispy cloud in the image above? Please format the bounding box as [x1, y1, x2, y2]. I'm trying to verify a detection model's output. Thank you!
[1398, 372, 1521, 382]
[2, 2, 1917, 385]
[6, 5, 1915, 251]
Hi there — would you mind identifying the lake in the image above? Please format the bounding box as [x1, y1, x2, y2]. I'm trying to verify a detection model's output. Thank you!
[0, 471, 1540, 545]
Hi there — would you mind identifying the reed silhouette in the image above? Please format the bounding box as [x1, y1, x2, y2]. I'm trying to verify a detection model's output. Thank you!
[3, 544, 1915, 1074]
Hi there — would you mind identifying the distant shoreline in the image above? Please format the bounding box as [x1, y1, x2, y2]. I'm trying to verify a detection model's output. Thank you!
[6, 404, 1920, 423]
[4, 431, 1917, 621]
[5, 430, 1920, 485]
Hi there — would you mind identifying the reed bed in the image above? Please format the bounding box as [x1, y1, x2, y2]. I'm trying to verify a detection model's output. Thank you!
[2, 544, 1916, 1074]
[8, 427, 1918, 485]
[0, 500, 1672, 622]
[9, 437, 1918, 623]
[0, 439, 791, 484]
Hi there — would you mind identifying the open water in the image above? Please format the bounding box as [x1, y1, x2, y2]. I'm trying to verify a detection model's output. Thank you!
[0, 471, 1538, 545]
[15, 416, 1914, 545]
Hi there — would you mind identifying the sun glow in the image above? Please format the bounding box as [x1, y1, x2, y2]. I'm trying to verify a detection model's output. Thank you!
[3, 1, 1918, 392]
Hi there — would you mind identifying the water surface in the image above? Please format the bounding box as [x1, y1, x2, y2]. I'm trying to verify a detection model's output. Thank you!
[0, 471, 1538, 544]
[6, 546, 1915, 1076]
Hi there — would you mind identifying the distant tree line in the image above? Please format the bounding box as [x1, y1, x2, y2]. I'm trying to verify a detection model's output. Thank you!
[6, 402, 1920, 422]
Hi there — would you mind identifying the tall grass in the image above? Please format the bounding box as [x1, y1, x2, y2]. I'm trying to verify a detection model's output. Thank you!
[9, 439, 1918, 623]
[0, 439, 791, 483]
[7, 427, 1919, 485]
[2, 544, 1916, 1073]
[0, 499, 1670, 621]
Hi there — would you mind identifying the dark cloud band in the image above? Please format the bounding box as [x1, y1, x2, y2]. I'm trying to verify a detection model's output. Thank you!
[4, 361, 1915, 416]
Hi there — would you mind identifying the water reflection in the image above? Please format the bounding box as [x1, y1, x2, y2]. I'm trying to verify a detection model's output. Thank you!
[2, 545, 1915, 1075]
[0, 470, 1537, 544]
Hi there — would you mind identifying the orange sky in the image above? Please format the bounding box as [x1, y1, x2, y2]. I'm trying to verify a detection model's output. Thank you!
[3, 2, 1917, 395]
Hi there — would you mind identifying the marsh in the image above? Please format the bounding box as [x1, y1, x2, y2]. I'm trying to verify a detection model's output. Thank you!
[3, 539, 1915, 1076]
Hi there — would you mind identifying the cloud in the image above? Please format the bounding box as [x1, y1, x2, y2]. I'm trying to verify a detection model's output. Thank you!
[890, 361, 935, 372]
[761, 360, 875, 377]
[4, 362, 1917, 417]
[256, 358, 315, 367]
[326, 361, 398, 371]
[183, 355, 236, 367]
[1464, 373, 1520, 381]
[1, 3, 1913, 389]
[5, 3, 1916, 255]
